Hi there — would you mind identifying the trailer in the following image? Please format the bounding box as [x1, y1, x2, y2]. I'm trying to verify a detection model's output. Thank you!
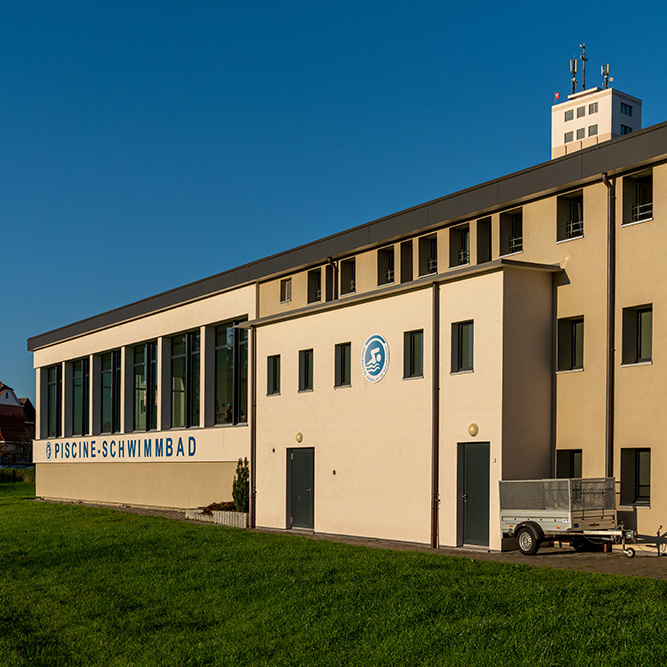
[499, 478, 637, 557]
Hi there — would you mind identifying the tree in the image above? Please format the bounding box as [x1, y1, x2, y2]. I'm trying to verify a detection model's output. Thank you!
[232, 457, 250, 512]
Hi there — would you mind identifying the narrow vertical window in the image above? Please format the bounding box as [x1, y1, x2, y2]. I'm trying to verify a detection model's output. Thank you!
[134, 342, 157, 431]
[622, 306, 652, 364]
[400, 240, 413, 283]
[101, 351, 121, 434]
[46, 364, 62, 438]
[449, 225, 470, 267]
[334, 342, 351, 387]
[215, 320, 248, 424]
[308, 269, 322, 303]
[171, 331, 200, 429]
[419, 235, 438, 275]
[557, 317, 584, 371]
[280, 278, 292, 303]
[500, 210, 523, 255]
[299, 349, 314, 392]
[621, 448, 650, 505]
[452, 321, 474, 373]
[403, 330, 424, 378]
[267, 355, 281, 395]
[340, 258, 356, 295]
[71, 358, 89, 436]
[378, 246, 395, 285]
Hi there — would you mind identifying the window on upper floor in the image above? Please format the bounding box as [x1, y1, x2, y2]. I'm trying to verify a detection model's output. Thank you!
[449, 224, 470, 268]
[620, 124, 632, 135]
[334, 342, 351, 387]
[623, 171, 653, 224]
[299, 349, 314, 392]
[101, 350, 122, 434]
[588, 124, 598, 137]
[403, 330, 424, 379]
[340, 258, 356, 295]
[71, 358, 89, 437]
[576, 106, 585, 118]
[280, 278, 292, 303]
[307, 269, 321, 303]
[564, 131, 574, 143]
[400, 240, 413, 283]
[215, 321, 248, 425]
[556, 450, 582, 478]
[621, 102, 633, 116]
[476, 217, 492, 264]
[134, 342, 157, 432]
[557, 317, 584, 371]
[451, 321, 473, 373]
[622, 306, 652, 365]
[557, 191, 583, 241]
[576, 128, 585, 140]
[46, 364, 62, 438]
[267, 354, 281, 395]
[564, 109, 574, 122]
[620, 448, 650, 505]
[377, 246, 395, 285]
[418, 234, 438, 276]
[589, 102, 598, 114]
[171, 331, 200, 429]
[500, 210, 522, 255]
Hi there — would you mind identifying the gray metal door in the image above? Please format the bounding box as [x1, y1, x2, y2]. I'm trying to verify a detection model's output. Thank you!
[288, 448, 314, 529]
[458, 442, 490, 547]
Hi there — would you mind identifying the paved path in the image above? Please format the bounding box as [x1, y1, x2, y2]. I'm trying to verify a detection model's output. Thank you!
[46, 499, 667, 581]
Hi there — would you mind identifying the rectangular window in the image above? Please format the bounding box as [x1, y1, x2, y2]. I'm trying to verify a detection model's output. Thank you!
[299, 349, 314, 392]
[449, 224, 470, 267]
[556, 450, 582, 478]
[400, 240, 413, 283]
[576, 106, 585, 118]
[280, 278, 292, 303]
[623, 173, 653, 224]
[564, 109, 573, 122]
[403, 330, 424, 379]
[500, 210, 522, 255]
[71, 358, 89, 437]
[340, 258, 356, 295]
[576, 128, 585, 140]
[418, 234, 438, 276]
[564, 131, 574, 143]
[377, 246, 395, 285]
[46, 364, 62, 438]
[452, 321, 474, 373]
[334, 342, 351, 387]
[622, 306, 652, 365]
[307, 269, 321, 303]
[589, 102, 598, 114]
[620, 124, 632, 135]
[171, 331, 200, 429]
[267, 355, 281, 395]
[621, 102, 633, 116]
[101, 351, 121, 434]
[588, 124, 598, 137]
[215, 320, 248, 425]
[134, 342, 158, 431]
[620, 448, 650, 505]
[557, 191, 583, 241]
[476, 217, 492, 264]
[557, 317, 584, 371]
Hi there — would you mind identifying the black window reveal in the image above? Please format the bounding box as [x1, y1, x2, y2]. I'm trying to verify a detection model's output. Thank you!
[299, 349, 314, 392]
[215, 320, 248, 424]
[171, 332, 200, 428]
[334, 342, 351, 387]
[101, 351, 121, 434]
[134, 342, 157, 431]
[72, 358, 89, 437]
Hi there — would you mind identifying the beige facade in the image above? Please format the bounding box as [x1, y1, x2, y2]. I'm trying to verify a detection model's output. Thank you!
[29, 118, 667, 553]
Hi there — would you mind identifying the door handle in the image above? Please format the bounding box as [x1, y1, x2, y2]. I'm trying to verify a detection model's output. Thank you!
[462, 494, 468, 501]
[306, 488, 313, 493]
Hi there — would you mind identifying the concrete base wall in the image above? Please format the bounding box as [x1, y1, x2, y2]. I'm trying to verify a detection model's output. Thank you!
[36, 462, 236, 509]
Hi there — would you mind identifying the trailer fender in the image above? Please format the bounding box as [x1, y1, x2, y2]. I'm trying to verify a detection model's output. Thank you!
[514, 521, 544, 540]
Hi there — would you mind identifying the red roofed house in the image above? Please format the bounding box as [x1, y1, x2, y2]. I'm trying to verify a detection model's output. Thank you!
[0, 383, 35, 464]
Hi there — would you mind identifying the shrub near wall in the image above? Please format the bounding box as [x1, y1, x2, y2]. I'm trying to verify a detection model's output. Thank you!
[0, 467, 36, 483]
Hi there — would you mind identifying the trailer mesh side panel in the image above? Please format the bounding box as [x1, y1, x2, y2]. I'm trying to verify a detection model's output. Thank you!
[499, 478, 615, 512]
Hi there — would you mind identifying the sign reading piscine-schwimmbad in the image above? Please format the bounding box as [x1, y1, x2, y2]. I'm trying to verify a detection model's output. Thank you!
[43, 436, 197, 461]
[361, 334, 389, 383]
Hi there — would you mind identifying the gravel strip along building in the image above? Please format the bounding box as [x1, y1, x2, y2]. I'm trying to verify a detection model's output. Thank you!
[29, 86, 666, 552]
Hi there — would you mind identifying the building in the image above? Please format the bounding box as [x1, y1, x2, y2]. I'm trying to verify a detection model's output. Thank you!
[0, 383, 35, 464]
[29, 93, 667, 552]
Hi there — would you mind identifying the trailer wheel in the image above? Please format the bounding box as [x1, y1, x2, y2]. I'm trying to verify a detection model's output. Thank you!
[517, 526, 540, 556]
[624, 547, 636, 559]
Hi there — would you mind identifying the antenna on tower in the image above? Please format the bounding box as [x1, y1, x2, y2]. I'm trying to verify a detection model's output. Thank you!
[570, 58, 578, 94]
[601, 63, 613, 89]
[579, 43, 588, 90]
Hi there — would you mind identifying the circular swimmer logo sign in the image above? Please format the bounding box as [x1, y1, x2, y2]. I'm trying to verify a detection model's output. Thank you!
[361, 334, 389, 383]
[46, 442, 52, 460]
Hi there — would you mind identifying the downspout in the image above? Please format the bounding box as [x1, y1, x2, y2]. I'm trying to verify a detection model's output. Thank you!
[249, 324, 257, 528]
[431, 282, 440, 549]
[602, 173, 616, 480]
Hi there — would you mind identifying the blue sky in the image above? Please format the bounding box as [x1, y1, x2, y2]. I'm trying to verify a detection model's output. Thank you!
[3, 1, 667, 401]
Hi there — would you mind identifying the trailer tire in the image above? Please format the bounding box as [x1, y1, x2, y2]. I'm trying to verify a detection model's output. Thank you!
[624, 547, 636, 559]
[517, 525, 540, 556]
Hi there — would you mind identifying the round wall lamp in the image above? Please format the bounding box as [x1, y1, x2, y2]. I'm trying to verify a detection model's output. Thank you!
[468, 423, 479, 437]
[295, 432, 303, 443]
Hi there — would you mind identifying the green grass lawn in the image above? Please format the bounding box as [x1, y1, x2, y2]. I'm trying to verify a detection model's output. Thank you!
[1, 482, 666, 666]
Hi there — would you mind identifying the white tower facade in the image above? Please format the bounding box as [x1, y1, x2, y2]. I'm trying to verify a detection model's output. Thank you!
[551, 87, 642, 159]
